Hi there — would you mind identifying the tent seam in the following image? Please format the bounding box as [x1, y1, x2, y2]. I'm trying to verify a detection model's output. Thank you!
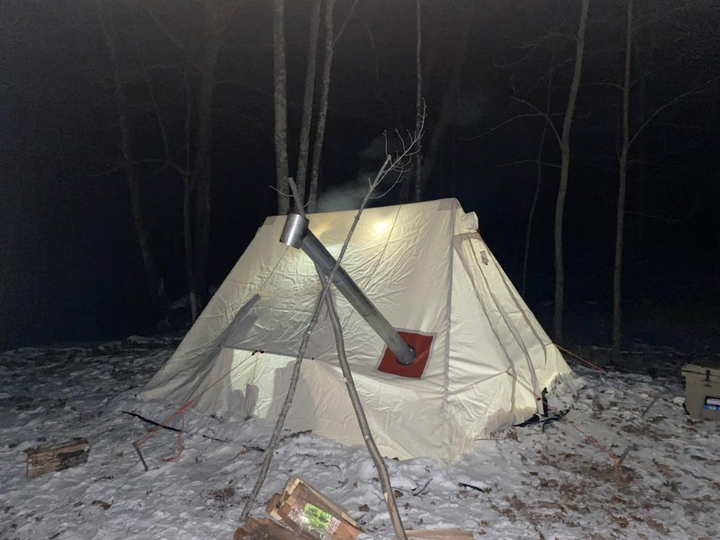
[439, 202, 455, 459]
[466, 237, 536, 411]
[473, 244, 540, 404]
[341, 206, 402, 330]
[488, 249, 549, 374]
[453, 233, 519, 412]
[359, 206, 402, 289]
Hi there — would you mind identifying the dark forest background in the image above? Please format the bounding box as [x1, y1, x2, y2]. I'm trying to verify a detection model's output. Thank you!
[1, 0, 719, 357]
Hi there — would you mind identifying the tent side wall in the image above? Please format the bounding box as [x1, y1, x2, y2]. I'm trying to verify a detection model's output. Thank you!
[446, 220, 571, 453]
[141, 222, 289, 399]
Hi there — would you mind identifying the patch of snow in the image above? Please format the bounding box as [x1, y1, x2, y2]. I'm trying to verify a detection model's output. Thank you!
[1, 343, 718, 539]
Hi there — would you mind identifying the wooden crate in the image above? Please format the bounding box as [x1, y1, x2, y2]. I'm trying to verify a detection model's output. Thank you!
[234, 517, 299, 540]
[256, 476, 472, 540]
[266, 477, 360, 540]
[25, 438, 89, 479]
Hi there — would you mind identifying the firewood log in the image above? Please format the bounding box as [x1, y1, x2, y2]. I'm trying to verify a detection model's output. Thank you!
[25, 438, 89, 479]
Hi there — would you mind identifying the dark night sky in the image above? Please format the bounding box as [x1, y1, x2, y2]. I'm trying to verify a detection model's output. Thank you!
[1, 0, 719, 352]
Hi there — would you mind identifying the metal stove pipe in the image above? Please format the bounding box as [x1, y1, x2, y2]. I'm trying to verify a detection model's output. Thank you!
[280, 213, 416, 365]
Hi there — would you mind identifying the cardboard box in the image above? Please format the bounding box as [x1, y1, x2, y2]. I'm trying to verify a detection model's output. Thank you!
[681, 364, 720, 420]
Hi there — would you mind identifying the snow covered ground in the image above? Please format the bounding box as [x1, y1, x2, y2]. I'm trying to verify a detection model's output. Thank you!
[1, 336, 718, 539]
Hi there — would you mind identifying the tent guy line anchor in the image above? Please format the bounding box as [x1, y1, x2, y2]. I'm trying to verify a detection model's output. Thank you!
[132, 441, 148, 472]
[129, 352, 254, 471]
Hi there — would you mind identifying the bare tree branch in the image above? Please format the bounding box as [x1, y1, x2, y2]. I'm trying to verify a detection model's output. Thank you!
[138, 3, 203, 74]
[629, 78, 716, 149]
[291, 177, 407, 538]
[295, 0, 322, 203]
[631, 5, 685, 35]
[308, 0, 337, 212]
[130, 12, 183, 177]
[496, 159, 560, 169]
[333, 0, 362, 46]
[512, 97, 564, 147]
[463, 111, 563, 142]
[239, 127, 423, 533]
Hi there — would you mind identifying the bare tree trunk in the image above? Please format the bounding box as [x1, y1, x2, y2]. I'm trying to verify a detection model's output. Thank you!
[522, 53, 555, 298]
[182, 68, 199, 321]
[0, 197, 19, 323]
[416, 1, 472, 201]
[191, 2, 221, 311]
[183, 175, 197, 321]
[716, 228, 720, 286]
[613, 0, 633, 364]
[99, 1, 161, 313]
[273, 0, 290, 214]
[522, 125, 548, 298]
[295, 0, 322, 205]
[413, 0, 423, 199]
[307, 0, 336, 213]
[400, 0, 423, 204]
[553, 0, 590, 344]
[136, 2, 222, 320]
[636, 84, 647, 243]
[636, 27, 655, 244]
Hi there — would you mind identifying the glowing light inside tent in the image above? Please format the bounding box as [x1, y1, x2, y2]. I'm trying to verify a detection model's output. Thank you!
[373, 220, 390, 234]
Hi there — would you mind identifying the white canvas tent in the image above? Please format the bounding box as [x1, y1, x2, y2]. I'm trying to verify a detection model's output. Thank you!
[140, 198, 571, 462]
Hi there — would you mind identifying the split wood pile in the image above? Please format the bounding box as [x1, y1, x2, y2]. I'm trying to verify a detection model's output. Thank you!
[266, 477, 359, 540]
[25, 438, 89, 479]
[235, 476, 473, 540]
[236, 477, 358, 540]
[234, 517, 304, 540]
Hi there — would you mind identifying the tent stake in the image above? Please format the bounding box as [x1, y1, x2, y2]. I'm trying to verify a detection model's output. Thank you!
[132, 441, 149, 472]
[617, 396, 659, 468]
